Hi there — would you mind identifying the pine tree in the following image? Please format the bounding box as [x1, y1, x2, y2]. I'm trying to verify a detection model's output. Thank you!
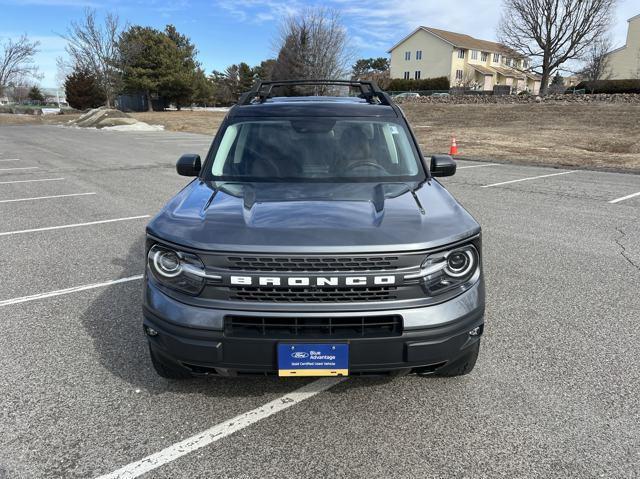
[27, 86, 45, 103]
[64, 67, 106, 109]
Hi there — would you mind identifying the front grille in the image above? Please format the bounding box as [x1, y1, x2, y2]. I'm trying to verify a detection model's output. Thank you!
[229, 286, 398, 302]
[225, 315, 403, 338]
[225, 255, 401, 272]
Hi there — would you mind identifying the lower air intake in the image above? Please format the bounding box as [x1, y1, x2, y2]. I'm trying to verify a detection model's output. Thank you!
[224, 315, 403, 338]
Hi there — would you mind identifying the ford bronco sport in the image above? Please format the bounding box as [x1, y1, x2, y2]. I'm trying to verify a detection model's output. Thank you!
[143, 80, 484, 378]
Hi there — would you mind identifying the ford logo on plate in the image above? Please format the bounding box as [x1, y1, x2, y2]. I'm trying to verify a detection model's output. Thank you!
[291, 352, 309, 359]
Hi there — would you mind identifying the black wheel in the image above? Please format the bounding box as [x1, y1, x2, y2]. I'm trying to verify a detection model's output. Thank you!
[149, 345, 192, 379]
[433, 340, 480, 377]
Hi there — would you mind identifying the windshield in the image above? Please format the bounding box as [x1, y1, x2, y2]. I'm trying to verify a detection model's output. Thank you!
[208, 118, 424, 182]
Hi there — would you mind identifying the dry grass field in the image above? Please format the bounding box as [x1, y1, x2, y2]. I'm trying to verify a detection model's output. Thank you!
[2, 102, 639, 172]
[400, 102, 640, 172]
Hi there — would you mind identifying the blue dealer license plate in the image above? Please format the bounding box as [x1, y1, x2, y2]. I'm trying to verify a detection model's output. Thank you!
[277, 343, 349, 377]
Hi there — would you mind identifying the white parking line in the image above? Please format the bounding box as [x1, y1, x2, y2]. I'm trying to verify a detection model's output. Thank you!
[0, 178, 65, 185]
[148, 139, 210, 143]
[0, 192, 96, 204]
[609, 191, 640, 204]
[457, 163, 499, 169]
[134, 136, 209, 140]
[96, 377, 345, 479]
[0, 215, 150, 237]
[0, 166, 39, 172]
[0, 159, 20, 162]
[481, 171, 576, 188]
[0, 275, 143, 307]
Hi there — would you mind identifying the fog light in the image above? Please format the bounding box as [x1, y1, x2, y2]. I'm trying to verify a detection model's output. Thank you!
[469, 326, 481, 336]
[145, 326, 159, 337]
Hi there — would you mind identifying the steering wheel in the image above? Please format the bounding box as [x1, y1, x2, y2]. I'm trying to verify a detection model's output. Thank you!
[340, 160, 388, 175]
[242, 146, 282, 177]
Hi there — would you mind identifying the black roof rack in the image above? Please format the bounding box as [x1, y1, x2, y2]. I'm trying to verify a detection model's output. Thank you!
[237, 79, 393, 106]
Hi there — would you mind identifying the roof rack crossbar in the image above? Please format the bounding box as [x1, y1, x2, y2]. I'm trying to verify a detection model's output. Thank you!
[236, 79, 392, 106]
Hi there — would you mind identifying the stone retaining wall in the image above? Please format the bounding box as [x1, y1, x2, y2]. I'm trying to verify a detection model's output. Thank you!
[395, 93, 640, 104]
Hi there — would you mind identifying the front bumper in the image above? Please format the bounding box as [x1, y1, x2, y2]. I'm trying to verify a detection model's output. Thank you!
[143, 279, 485, 376]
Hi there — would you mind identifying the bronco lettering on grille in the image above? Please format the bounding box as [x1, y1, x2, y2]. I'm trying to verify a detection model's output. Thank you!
[228, 275, 396, 287]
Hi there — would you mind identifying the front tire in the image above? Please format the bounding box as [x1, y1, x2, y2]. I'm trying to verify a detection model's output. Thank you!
[149, 345, 192, 379]
[434, 340, 480, 377]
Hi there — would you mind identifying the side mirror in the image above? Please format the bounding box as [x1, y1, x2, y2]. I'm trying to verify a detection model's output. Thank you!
[430, 155, 456, 177]
[176, 154, 201, 177]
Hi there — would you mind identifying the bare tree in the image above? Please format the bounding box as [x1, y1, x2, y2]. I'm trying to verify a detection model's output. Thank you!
[55, 56, 72, 89]
[498, 0, 616, 95]
[578, 35, 612, 90]
[61, 9, 122, 107]
[271, 7, 352, 92]
[0, 35, 41, 96]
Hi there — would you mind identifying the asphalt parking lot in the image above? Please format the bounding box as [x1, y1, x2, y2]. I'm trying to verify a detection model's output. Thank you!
[1, 124, 639, 478]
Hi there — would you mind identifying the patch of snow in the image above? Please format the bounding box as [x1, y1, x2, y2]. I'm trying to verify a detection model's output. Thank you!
[41, 108, 61, 115]
[195, 107, 230, 112]
[102, 122, 164, 131]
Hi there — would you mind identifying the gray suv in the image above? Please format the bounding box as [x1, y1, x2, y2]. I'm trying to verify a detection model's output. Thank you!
[143, 80, 484, 378]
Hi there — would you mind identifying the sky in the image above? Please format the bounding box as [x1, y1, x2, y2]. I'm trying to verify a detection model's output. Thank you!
[0, 0, 638, 88]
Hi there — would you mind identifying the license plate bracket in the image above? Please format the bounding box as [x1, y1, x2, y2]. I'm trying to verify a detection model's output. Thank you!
[277, 343, 349, 377]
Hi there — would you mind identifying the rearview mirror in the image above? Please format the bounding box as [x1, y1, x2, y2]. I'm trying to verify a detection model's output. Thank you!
[176, 154, 201, 177]
[430, 155, 456, 177]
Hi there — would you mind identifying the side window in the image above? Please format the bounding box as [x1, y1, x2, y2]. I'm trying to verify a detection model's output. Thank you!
[458, 49, 465, 59]
[416, 50, 422, 60]
[471, 50, 478, 60]
[405, 51, 411, 61]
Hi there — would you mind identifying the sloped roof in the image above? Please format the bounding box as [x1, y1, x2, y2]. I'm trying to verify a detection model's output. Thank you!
[468, 64, 496, 76]
[388, 26, 524, 58]
[424, 27, 503, 53]
[492, 66, 526, 79]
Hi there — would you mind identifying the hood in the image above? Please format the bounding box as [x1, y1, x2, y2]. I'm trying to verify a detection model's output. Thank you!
[147, 180, 480, 253]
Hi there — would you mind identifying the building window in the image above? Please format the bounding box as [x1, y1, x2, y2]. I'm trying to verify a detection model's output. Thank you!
[523, 59, 529, 69]
[404, 71, 410, 80]
[505, 58, 512, 66]
[493, 53, 500, 63]
[458, 49, 465, 59]
[414, 70, 421, 80]
[471, 50, 478, 60]
[455, 69, 464, 80]
[416, 50, 422, 60]
[481, 52, 488, 62]
[405, 51, 411, 61]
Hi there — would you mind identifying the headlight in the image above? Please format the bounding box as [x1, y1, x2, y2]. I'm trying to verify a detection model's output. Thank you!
[147, 244, 214, 295]
[152, 249, 182, 277]
[444, 249, 475, 278]
[406, 244, 480, 296]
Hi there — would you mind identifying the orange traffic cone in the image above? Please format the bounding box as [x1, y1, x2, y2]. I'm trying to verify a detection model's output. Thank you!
[449, 136, 458, 156]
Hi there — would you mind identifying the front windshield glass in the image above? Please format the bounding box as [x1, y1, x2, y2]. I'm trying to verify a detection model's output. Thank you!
[209, 118, 424, 182]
